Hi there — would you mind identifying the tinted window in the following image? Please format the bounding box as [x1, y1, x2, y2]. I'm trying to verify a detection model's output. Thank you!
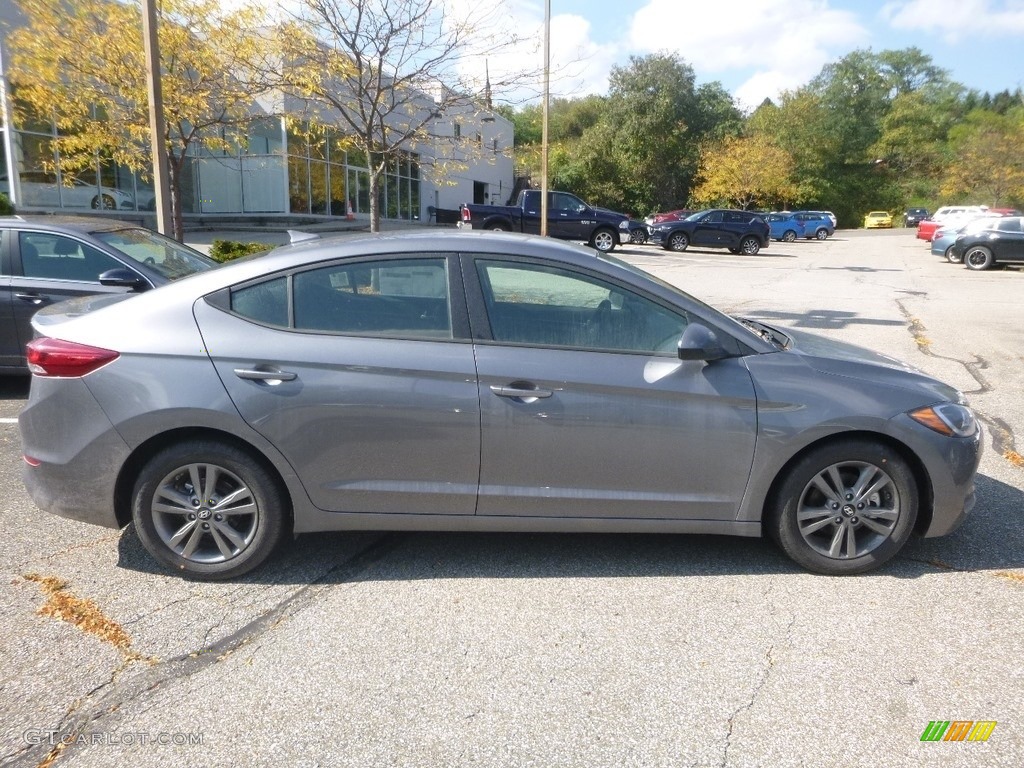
[231, 277, 289, 327]
[996, 218, 1022, 233]
[476, 260, 688, 354]
[703, 211, 724, 223]
[19, 231, 122, 282]
[292, 258, 451, 338]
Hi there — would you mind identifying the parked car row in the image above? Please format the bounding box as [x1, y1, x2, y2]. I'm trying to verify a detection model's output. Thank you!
[641, 209, 835, 255]
[932, 216, 1024, 271]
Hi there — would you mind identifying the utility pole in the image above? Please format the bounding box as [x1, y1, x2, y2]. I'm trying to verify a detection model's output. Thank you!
[142, 0, 173, 236]
[540, 0, 550, 237]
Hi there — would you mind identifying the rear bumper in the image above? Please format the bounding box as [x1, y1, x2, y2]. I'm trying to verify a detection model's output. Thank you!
[19, 376, 129, 529]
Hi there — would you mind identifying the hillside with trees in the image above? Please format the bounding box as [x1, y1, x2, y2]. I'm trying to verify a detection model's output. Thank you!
[499, 49, 1024, 228]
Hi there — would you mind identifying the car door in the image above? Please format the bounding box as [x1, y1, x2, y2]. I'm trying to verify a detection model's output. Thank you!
[991, 217, 1024, 261]
[0, 229, 22, 369]
[11, 230, 146, 360]
[691, 211, 725, 246]
[464, 255, 758, 521]
[548, 192, 590, 240]
[196, 254, 482, 516]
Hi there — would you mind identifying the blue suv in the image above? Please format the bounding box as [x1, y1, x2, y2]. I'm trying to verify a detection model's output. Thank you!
[793, 212, 835, 240]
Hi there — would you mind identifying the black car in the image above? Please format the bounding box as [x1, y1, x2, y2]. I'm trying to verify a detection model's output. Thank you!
[904, 207, 930, 227]
[649, 209, 771, 255]
[0, 216, 217, 372]
[950, 216, 1024, 271]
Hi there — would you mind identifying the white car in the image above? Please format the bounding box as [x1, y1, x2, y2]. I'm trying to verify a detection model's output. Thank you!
[6, 171, 136, 211]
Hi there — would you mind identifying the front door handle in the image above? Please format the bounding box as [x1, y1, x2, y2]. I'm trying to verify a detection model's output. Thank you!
[15, 292, 47, 305]
[234, 367, 298, 383]
[490, 384, 552, 400]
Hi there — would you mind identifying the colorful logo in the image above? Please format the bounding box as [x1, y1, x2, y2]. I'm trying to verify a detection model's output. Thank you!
[920, 721, 996, 742]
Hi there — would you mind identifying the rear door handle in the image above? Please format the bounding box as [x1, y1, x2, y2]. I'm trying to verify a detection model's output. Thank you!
[490, 384, 552, 400]
[234, 367, 298, 383]
[15, 292, 47, 305]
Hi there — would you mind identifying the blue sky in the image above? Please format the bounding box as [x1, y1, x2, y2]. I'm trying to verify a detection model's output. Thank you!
[495, 0, 1024, 109]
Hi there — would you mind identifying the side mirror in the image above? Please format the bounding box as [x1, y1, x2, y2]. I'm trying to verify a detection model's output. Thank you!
[677, 323, 731, 362]
[99, 268, 148, 291]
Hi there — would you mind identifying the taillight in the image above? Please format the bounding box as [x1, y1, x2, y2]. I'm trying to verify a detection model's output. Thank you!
[461, 206, 471, 222]
[26, 338, 119, 377]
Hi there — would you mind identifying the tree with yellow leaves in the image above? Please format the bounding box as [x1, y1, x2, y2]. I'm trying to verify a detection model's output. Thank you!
[6, 0, 271, 240]
[693, 134, 798, 211]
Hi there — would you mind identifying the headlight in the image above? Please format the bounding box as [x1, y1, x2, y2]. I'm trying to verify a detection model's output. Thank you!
[908, 403, 978, 437]
[619, 220, 629, 229]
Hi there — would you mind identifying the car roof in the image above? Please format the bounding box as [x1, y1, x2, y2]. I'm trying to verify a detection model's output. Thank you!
[0, 214, 143, 234]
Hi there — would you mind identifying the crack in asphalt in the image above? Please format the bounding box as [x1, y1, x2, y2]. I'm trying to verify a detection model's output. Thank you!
[896, 299, 1019, 461]
[720, 584, 796, 767]
[6, 533, 405, 768]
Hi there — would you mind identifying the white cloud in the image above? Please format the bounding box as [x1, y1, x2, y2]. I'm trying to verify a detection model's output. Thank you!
[881, 0, 1024, 42]
[628, 0, 868, 105]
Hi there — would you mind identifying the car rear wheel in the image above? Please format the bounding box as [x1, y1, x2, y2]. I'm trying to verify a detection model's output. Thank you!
[768, 439, 917, 575]
[739, 237, 760, 255]
[486, 222, 507, 232]
[667, 232, 689, 252]
[132, 440, 288, 579]
[590, 227, 617, 253]
[815, 228, 829, 241]
[964, 246, 994, 271]
[945, 246, 962, 264]
[782, 230, 797, 242]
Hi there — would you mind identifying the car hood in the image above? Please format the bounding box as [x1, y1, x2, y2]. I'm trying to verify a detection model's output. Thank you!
[765, 324, 962, 403]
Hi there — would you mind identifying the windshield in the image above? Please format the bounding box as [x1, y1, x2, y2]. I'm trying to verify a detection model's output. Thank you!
[94, 228, 218, 281]
[684, 210, 707, 222]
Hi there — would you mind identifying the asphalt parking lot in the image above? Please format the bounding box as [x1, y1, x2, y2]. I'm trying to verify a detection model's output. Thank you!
[1, 229, 1022, 768]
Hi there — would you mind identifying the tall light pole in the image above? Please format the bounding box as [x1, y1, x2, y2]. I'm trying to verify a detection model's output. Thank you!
[540, 0, 550, 237]
[142, 0, 172, 236]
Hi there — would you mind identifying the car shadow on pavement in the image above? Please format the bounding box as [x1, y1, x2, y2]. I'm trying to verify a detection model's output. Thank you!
[114, 472, 1023, 584]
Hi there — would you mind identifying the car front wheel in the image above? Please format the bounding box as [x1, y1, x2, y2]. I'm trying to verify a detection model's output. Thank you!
[964, 245, 994, 271]
[667, 232, 689, 252]
[132, 440, 288, 579]
[590, 227, 617, 253]
[768, 439, 917, 575]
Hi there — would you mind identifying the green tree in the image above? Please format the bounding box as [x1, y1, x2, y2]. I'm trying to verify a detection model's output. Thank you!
[7, 0, 270, 240]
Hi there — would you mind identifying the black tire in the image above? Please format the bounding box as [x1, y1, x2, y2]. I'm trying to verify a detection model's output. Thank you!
[728, 247, 740, 254]
[629, 228, 647, 244]
[590, 227, 617, 253]
[485, 222, 507, 232]
[666, 231, 689, 252]
[782, 230, 797, 243]
[945, 246, 962, 264]
[815, 228, 829, 241]
[964, 245, 993, 271]
[131, 440, 288, 579]
[767, 439, 918, 575]
[739, 236, 760, 255]
[92, 194, 116, 210]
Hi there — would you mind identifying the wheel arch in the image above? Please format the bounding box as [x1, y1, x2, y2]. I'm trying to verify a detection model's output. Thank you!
[761, 430, 934, 537]
[113, 426, 296, 530]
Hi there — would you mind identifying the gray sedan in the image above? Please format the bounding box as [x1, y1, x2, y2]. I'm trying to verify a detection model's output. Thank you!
[19, 232, 981, 579]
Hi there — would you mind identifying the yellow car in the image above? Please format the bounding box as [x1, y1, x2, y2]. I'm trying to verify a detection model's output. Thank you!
[864, 211, 893, 228]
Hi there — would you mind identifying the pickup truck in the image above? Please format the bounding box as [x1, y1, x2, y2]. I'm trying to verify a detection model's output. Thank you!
[458, 189, 630, 252]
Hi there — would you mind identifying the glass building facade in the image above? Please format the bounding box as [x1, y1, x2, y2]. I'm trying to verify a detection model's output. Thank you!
[1, 114, 422, 221]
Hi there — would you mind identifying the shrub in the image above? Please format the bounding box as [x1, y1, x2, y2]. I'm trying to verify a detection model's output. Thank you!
[0, 193, 13, 216]
[209, 239, 272, 263]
